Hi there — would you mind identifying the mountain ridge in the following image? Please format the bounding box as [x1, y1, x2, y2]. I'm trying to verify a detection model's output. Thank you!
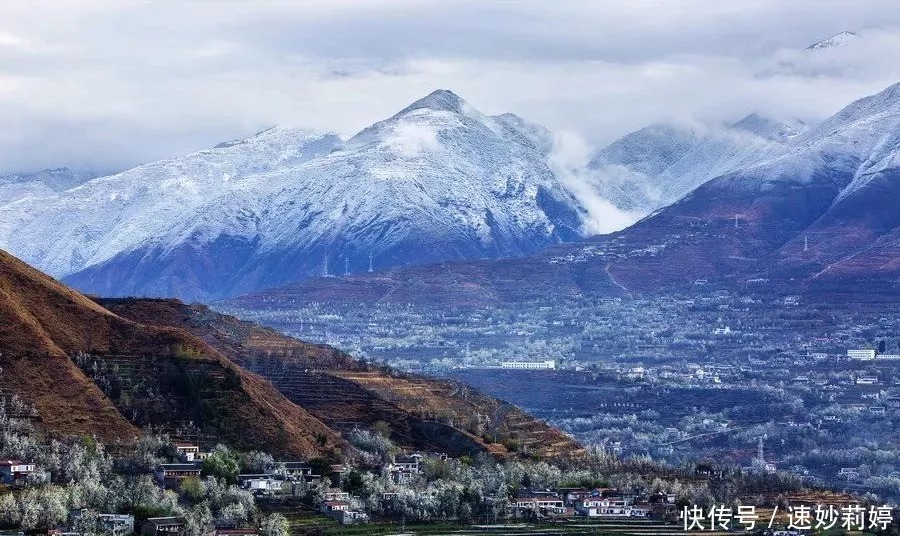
[0, 90, 587, 301]
[586, 113, 807, 213]
[227, 81, 900, 308]
[0, 247, 346, 455]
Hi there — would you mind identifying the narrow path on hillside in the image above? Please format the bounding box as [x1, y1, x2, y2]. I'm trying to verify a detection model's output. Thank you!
[605, 263, 633, 298]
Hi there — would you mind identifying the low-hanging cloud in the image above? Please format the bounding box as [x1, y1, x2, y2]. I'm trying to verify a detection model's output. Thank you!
[547, 131, 643, 235]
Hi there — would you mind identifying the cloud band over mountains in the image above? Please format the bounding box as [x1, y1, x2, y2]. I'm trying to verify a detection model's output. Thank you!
[2, 1, 900, 174]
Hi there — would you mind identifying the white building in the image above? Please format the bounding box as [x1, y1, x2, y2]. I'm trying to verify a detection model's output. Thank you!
[847, 349, 876, 360]
[501, 360, 556, 370]
[238, 474, 283, 494]
[576, 497, 633, 517]
[878, 354, 900, 360]
[174, 442, 200, 462]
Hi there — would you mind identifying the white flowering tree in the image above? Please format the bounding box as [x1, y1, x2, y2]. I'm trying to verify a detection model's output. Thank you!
[259, 513, 289, 536]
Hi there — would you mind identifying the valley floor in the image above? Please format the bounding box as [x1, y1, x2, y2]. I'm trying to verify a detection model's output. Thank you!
[221, 292, 900, 504]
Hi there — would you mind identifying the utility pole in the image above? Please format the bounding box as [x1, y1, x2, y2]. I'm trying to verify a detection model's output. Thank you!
[322, 255, 329, 277]
[368, 254, 374, 273]
[734, 214, 739, 229]
[344, 257, 350, 276]
[804, 235, 809, 252]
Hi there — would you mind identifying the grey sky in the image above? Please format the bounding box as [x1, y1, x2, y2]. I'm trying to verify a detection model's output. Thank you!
[2, 0, 900, 173]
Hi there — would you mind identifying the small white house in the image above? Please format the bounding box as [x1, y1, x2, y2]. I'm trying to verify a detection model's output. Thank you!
[174, 442, 200, 462]
[238, 474, 283, 494]
[320, 501, 350, 513]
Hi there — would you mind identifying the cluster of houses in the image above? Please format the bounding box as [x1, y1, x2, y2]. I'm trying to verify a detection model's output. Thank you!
[154, 443, 368, 527]
[140, 443, 478, 536]
[0, 440, 686, 532]
[512, 487, 677, 520]
[385, 453, 425, 484]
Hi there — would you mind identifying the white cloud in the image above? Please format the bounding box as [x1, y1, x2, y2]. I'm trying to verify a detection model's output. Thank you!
[0, 31, 24, 48]
[385, 121, 440, 158]
[0, 1, 900, 174]
[547, 131, 642, 234]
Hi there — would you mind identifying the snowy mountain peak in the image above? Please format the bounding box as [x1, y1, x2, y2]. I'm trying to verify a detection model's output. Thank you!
[588, 123, 700, 176]
[585, 111, 812, 213]
[397, 89, 468, 115]
[729, 113, 806, 142]
[806, 31, 858, 50]
[212, 126, 341, 153]
[0, 89, 586, 300]
[348, 89, 483, 150]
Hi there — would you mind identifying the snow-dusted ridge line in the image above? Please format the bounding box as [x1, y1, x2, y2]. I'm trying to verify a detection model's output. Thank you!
[806, 31, 858, 51]
[0, 90, 587, 301]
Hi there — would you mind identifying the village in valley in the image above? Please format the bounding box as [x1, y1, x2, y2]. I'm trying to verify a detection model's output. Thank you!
[2, 382, 868, 536]
[224, 290, 900, 505]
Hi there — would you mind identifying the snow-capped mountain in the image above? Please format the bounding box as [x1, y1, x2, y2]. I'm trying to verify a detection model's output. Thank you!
[585, 114, 806, 212]
[605, 79, 900, 290]
[0, 90, 587, 301]
[768, 82, 900, 280]
[252, 81, 900, 306]
[806, 31, 858, 51]
[584, 123, 699, 212]
[0, 168, 99, 205]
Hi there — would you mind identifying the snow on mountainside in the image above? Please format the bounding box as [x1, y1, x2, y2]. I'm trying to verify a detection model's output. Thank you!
[752, 81, 900, 190]
[0, 128, 341, 280]
[266, 81, 900, 306]
[806, 31, 858, 51]
[585, 123, 699, 212]
[768, 82, 900, 272]
[0, 90, 587, 301]
[586, 114, 806, 212]
[0, 168, 99, 205]
[620, 80, 900, 288]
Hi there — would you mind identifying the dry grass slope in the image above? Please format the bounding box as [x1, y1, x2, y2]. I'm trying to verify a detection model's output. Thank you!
[100, 298, 583, 459]
[0, 249, 343, 457]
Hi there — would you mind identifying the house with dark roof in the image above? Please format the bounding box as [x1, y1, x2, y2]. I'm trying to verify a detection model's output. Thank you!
[154, 463, 201, 488]
[0, 460, 39, 486]
[140, 517, 184, 536]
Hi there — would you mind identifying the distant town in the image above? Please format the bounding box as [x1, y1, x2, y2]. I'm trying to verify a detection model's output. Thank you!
[224, 290, 900, 503]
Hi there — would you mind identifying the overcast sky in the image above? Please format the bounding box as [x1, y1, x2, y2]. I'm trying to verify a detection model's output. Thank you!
[2, 0, 900, 173]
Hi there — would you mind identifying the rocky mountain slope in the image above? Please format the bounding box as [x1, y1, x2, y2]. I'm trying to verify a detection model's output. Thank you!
[0, 90, 586, 301]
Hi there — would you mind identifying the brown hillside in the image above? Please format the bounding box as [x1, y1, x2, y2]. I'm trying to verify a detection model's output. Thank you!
[100, 298, 584, 459]
[0, 249, 342, 457]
